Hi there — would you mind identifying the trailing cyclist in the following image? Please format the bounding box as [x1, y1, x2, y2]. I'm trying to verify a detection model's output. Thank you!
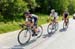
[63, 10, 69, 26]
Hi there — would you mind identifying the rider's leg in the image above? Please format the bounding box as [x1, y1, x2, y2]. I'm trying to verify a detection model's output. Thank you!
[65, 18, 68, 26]
[53, 17, 58, 23]
[64, 16, 68, 26]
[55, 18, 58, 23]
[32, 27, 36, 36]
[34, 26, 38, 33]
[66, 17, 69, 25]
[49, 19, 52, 25]
[64, 17, 66, 26]
[32, 25, 38, 36]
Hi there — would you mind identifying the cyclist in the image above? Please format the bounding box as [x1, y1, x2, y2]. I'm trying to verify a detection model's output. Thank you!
[63, 10, 69, 25]
[24, 11, 38, 36]
[73, 13, 75, 19]
[48, 9, 58, 23]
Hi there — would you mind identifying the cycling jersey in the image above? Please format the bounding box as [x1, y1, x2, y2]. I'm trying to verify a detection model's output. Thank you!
[50, 12, 58, 19]
[63, 12, 69, 18]
[26, 14, 38, 26]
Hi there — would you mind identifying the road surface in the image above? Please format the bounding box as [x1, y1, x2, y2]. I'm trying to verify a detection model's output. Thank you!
[0, 19, 75, 49]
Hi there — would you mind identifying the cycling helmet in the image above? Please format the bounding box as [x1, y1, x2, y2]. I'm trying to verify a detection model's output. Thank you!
[51, 9, 55, 13]
[24, 11, 30, 15]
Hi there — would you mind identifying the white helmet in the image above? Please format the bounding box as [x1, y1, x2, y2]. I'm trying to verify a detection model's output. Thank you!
[51, 9, 55, 13]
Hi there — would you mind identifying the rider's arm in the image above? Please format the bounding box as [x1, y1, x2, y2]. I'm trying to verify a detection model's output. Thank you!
[47, 14, 51, 22]
[48, 14, 51, 21]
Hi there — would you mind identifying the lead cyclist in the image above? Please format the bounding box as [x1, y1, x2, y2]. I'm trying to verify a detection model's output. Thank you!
[24, 11, 38, 36]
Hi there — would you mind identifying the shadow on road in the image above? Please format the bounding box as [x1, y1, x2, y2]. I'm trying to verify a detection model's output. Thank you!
[10, 37, 38, 49]
[42, 32, 55, 38]
[25, 38, 37, 46]
[59, 28, 67, 32]
[11, 45, 24, 49]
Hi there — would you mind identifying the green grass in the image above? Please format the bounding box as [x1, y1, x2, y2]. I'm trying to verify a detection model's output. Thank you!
[38, 14, 48, 25]
[0, 14, 72, 34]
[0, 22, 20, 34]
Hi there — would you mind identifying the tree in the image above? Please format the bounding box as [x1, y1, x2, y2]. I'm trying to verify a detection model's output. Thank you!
[35, 0, 69, 14]
[0, 0, 28, 22]
[68, 0, 75, 14]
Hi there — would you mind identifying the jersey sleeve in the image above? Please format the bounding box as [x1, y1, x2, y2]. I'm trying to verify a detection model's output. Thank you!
[32, 14, 38, 18]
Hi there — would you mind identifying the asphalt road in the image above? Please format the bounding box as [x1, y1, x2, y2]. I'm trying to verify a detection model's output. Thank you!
[0, 19, 75, 49]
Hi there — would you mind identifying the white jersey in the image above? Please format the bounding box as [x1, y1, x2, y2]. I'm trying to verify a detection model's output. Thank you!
[50, 12, 58, 18]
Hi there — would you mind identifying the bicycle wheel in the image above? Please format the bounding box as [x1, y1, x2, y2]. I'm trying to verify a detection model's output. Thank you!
[47, 23, 53, 34]
[55, 23, 59, 31]
[17, 29, 31, 45]
[63, 22, 68, 29]
[47, 23, 58, 34]
[36, 25, 43, 38]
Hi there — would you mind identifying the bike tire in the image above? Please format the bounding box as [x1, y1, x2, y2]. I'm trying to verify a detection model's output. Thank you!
[17, 29, 31, 45]
[55, 23, 59, 31]
[63, 22, 68, 29]
[47, 23, 53, 34]
[36, 25, 43, 38]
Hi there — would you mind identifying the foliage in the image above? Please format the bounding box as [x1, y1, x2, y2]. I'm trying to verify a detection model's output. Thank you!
[0, 0, 28, 22]
[68, 0, 75, 15]
[35, 0, 70, 14]
[0, 0, 75, 22]
[0, 0, 75, 33]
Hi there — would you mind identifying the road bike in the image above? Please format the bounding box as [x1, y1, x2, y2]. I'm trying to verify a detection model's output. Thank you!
[47, 19, 59, 34]
[17, 24, 43, 45]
